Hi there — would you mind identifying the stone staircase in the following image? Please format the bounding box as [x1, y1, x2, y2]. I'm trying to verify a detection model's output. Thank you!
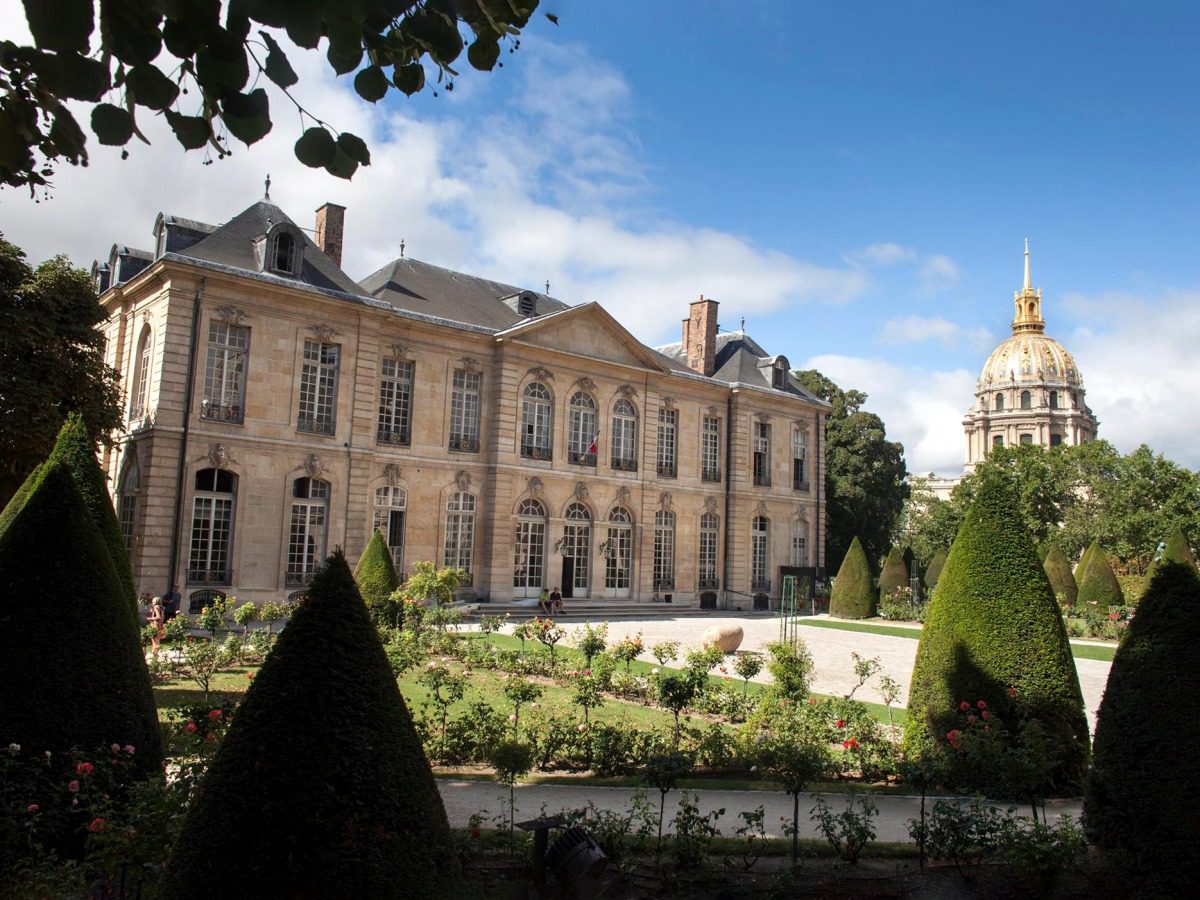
[458, 600, 778, 622]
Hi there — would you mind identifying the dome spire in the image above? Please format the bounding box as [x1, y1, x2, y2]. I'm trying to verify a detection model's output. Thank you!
[1023, 237, 1031, 292]
[1012, 239, 1044, 334]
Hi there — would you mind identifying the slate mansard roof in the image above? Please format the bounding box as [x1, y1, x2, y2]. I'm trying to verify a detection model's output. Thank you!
[654, 332, 828, 404]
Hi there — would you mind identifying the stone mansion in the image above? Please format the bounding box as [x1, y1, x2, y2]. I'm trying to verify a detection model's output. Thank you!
[95, 196, 828, 611]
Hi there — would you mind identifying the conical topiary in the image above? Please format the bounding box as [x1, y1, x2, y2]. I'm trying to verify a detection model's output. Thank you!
[353, 529, 400, 612]
[0, 460, 162, 771]
[830, 536, 876, 619]
[878, 546, 910, 599]
[1145, 527, 1197, 585]
[904, 470, 1088, 792]
[1043, 545, 1079, 606]
[1077, 541, 1124, 607]
[1074, 541, 1096, 586]
[1084, 562, 1200, 892]
[923, 548, 947, 591]
[163, 551, 461, 899]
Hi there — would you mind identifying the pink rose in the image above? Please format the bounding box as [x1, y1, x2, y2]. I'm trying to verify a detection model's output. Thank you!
[68, 780, 80, 793]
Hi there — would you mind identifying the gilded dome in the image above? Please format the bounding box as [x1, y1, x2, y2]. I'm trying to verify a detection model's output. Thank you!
[978, 332, 1082, 388]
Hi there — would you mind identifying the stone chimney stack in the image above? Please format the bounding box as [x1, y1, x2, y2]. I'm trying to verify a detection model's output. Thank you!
[685, 295, 719, 377]
[314, 203, 346, 268]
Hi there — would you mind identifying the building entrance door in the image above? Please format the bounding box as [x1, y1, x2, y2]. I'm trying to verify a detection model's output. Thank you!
[561, 558, 575, 599]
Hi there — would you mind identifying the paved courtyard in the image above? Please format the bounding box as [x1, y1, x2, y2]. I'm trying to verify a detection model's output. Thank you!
[501, 614, 1111, 732]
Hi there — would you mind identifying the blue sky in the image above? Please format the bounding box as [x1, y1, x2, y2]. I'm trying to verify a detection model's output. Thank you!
[2, 1, 1197, 474]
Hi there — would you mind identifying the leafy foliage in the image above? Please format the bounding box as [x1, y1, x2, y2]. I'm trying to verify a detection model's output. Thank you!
[0, 239, 120, 507]
[924, 548, 947, 590]
[353, 529, 400, 620]
[877, 546, 909, 598]
[830, 536, 876, 619]
[2, 1, 546, 192]
[396, 560, 463, 606]
[1084, 563, 1200, 893]
[795, 370, 908, 571]
[1076, 540, 1124, 607]
[0, 461, 162, 774]
[904, 470, 1089, 794]
[1041, 544, 1078, 606]
[162, 551, 460, 898]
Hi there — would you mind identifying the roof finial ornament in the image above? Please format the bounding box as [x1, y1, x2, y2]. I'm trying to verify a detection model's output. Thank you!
[1023, 237, 1031, 292]
[545, 279, 550, 294]
[399, 239, 405, 258]
[740, 316, 745, 332]
[264, 173, 271, 200]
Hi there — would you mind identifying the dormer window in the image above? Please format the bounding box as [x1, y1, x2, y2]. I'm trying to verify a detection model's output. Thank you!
[270, 231, 299, 275]
[773, 357, 790, 389]
[518, 293, 536, 317]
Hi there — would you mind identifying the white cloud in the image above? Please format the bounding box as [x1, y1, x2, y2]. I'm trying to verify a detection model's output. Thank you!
[849, 242, 916, 266]
[803, 353, 975, 476]
[918, 254, 960, 294]
[846, 243, 960, 295]
[881, 315, 992, 350]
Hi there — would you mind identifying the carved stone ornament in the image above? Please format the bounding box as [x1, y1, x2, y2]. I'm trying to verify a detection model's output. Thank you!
[214, 304, 247, 327]
[207, 443, 235, 469]
[616, 485, 631, 505]
[659, 491, 672, 510]
[706, 404, 720, 418]
[574, 376, 597, 393]
[617, 384, 637, 400]
[755, 500, 769, 517]
[756, 412, 772, 423]
[459, 356, 481, 373]
[390, 342, 408, 360]
[308, 323, 337, 342]
[703, 496, 719, 515]
[303, 454, 323, 478]
[527, 366, 555, 382]
[455, 470, 472, 492]
[661, 396, 676, 411]
[527, 476, 544, 496]
[573, 481, 589, 501]
[383, 463, 402, 486]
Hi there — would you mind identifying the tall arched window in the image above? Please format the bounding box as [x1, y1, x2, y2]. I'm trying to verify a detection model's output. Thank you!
[513, 498, 547, 594]
[653, 510, 676, 590]
[1020, 390, 1032, 410]
[129, 324, 152, 421]
[1049, 390, 1059, 410]
[561, 502, 592, 597]
[610, 399, 638, 471]
[520, 382, 553, 460]
[751, 516, 770, 591]
[287, 477, 329, 585]
[994, 393, 1004, 412]
[604, 506, 633, 595]
[791, 519, 809, 566]
[568, 392, 597, 466]
[189, 468, 236, 585]
[699, 512, 719, 589]
[373, 485, 407, 573]
[443, 491, 476, 584]
[117, 452, 140, 552]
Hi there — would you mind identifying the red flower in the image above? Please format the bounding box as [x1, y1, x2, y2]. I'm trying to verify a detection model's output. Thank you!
[976, 699, 987, 710]
[967, 714, 976, 725]
[946, 729, 961, 743]
[208, 709, 223, 721]
[1006, 687, 1018, 699]
[959, 701, 970, 712]
[842, 738, 859, 750]
[68, 779, 80, 793]
[27, 803, 38, 813]
[808, 699, 816, 705]
[981, 710, 991, 720]
[835, 719, 846, 729]
[76, 762, 94, 777]
[184, 721, 197, 733]
[88, 817, 106, 833]
[470, 827, 482, 839]
[206, 733, 217, 743]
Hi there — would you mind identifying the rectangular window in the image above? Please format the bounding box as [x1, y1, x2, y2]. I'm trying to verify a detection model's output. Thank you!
[1050, 433, 1063, 447]
[702, 416, 721, 482]
[1020, 433, 1034, 445]
[118, 495, 136, 552]
[791, 527, 807, 566]
[792, 429, 808, 490]
[287, 504, 326, 585]
[201, 321, 249, 422]
[654, 513, 675, 590]
[377, 358, 414, 446]
[753, 422, 771, 486]
[443, 504, 476, 584]
[449, 370, 481, 452]
[297, 340, 339, 435]
[656, 408, 677, 478]
[699, 514, 719, 589]
[992, 434, 1004, 449]
[188, 496, 233, 584]
[751, 519, 770, 591]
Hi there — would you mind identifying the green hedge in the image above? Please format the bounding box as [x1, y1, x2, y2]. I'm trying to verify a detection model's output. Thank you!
[1077, 541, 1124, 606]
[923, 548, 947, 591]
[877, 546, 909, 598]
[353, 529, 400, 610]
[163, 551, 460, 899]
[830, 536, 876, 619]
[1073, 542, 1095, 586]
[1042, 545, 1078, 606]
[1085, 562, 1200, 892]
[904, 470, 1089, 793]
[0, 461, 161, 772]
[1145, 527, 1197, 586]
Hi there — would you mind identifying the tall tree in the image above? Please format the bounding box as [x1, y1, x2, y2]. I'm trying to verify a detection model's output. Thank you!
[795, 369, 908, 571]
[2, 0, 546, 194]
[0, 236, 121, 507]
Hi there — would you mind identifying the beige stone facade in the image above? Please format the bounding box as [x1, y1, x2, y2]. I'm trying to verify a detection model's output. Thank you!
[97, 199, 827, 612]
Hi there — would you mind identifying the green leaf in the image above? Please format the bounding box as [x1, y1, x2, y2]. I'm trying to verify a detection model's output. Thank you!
[337, 132, 370, 166]
[353, 66, 389, 103]
[294, 127, 336, 168]
[406, 8, 463, 66]
[324, 142, 358, 180]
[164, 110, 212, 150]
[467, 37, 500, 72]
[31, 51, 110, 102]
[195, 44, 250, 93]
[225, 0, 252, 41]
[283, 5, 324, 49]
[259, 32, 298, 88]
[101, 0, 164, 66]
[48, 107, 87, 162]
[126, 65, 179, 111]
[23, 0, 93, 54]
[221, 88, 272, 145]
[161, 0, 222, 59]
[392, 62, 425, 96]
[326, 42, 364, 76]
[90, 104, 134, 146]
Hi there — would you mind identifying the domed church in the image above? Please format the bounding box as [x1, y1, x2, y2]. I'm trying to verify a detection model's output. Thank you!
[962, 242, 1098, 470]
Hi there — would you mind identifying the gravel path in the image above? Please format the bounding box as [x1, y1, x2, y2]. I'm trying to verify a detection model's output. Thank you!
[503, 614, 1111, 732]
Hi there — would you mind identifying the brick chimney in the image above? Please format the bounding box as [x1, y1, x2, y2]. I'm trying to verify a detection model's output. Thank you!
[685, 295, 719, 376]
[314, 203, 346, 268]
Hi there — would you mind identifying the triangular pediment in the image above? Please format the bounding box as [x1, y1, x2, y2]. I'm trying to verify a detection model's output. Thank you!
[497, 303, 670, 372]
